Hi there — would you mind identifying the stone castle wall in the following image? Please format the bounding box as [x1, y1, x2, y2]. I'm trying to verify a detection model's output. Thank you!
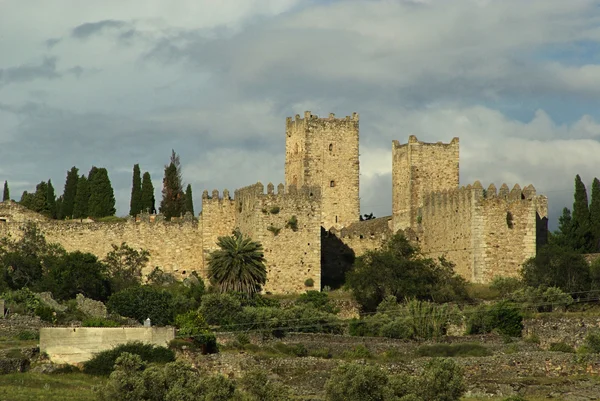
[392, 136, 459, 232]
[0, 201, 203, 280]
[234, 182, 322, 294]
[199, 189, 236, 279]
[420, 182, 548, 283]
[285, 111, 360, 231]
[333, 216, 393, 258]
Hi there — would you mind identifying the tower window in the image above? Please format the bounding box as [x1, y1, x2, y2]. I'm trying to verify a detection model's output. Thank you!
[335, 216, 338, 223]
[330, 180, 335, 187]
[329, 143, 333, 151]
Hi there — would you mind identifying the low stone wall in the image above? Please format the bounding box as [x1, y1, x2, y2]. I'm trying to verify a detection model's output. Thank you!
[40, 327, 176, 364]
[523, 316, 600, 348]
[0, 315, 49, 336]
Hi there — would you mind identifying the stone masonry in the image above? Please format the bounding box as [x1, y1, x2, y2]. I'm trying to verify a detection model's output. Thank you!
[0, 111, 549, 292]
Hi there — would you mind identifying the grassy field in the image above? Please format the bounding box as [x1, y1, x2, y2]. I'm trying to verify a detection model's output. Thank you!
[0, 373, 104, 401]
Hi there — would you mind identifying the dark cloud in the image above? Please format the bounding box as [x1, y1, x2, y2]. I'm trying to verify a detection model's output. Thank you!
[45, 38, 62, 49]
[71, 20, 128, 39]
[0, 57, 60, 85]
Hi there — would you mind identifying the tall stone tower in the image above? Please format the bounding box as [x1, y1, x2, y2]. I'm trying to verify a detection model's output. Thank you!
[392, 135, 460, 233]
[285, 111, 360, 231]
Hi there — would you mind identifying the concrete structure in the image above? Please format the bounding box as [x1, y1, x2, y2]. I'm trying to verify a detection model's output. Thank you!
[39, 327, 176, 364]
[0, 110, 549, 291]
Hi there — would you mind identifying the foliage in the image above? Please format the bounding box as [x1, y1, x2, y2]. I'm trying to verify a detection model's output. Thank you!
[324, 363, 392, 401]
[548, 342, 575, 353]
[412, 358, 466, 401]
[238, 369, 292, 401]
[103, 242, 149, 292]
[129, 164, 143, 217]
[415, 343, 491, 358]
[345, 232, 469, 312]
[267, 225, 281, 236]
[140, 171, 156, 214]
[522, 244, 590, 293]
[466, 300, 523, 337]
[207, 230, 267, 296]
[43, 251, 111, 301]
[184, 184, 194, 216]
[590, 177, 600, 252]
[46, 180, 57, 219]
[1, 288, 40, 314]
[15, 330, 39, 341]
[304, 278, 314, 287]
[286, 215, 298, 231]
[572, 174, 593, 253]
[507, 286, 573, 312]
[83, 342, 175, 376]
[87, 167, 116, 218]
[406, 299, 454, 340]
[72, 175, 90, 219]
[107, 285, 174, 325]
[269, 206, 280, 214]
[489, 276, 524, 297]
[60, 166, 79, 219]
[584, 331, 600, 353]
[174, 310, 218, 354]
[295, 290, 339, 314]
[2, 180, 9, 202]
[159, 150, 186, 220]
[199, 293, 243, 326]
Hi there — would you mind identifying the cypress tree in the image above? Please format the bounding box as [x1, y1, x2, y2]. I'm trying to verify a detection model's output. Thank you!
[46, 179, 57, 219]
[572, 174, 593, 253]
[141, 172, 156, 214]
[590, 177, 600, 251]
[32, 181, 49, 215]
[159, 150, 185, 220]
[61, 166, 79, 219]
[88, 167, 116, 218]
[129, 164, 143, 216]
[73, 175, 90, 219]
[56, 195, 64, 220]
[3, 181, 9, 202]
[185, 184, 194, 216]
[20, 191, 34, 209]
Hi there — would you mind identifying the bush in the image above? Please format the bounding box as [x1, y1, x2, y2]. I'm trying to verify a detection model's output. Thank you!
[466, 301, 523, 337]
[508, 286, 573, 312]
[174, 310, 218, 354]
[342, 344, 372, 359]
[309, 348, 332, 359]
[295, 290, 338, 314]
[238, 369, 292, 401]
[34, 304, 56, 322]
[1, 288, 41, 315]
[415, 343, 491, 358]
[15, 330, 39, 341]
[325, 363, 391, 401]
[304, 278, 314, 287]
[83, 341, 175, 376]
[489, 276, 524, 296]
[198, 293, 243, 327]
[548, 342, 575, 353]
[584, 331, 600, 353]
[107, 285, 174, 325]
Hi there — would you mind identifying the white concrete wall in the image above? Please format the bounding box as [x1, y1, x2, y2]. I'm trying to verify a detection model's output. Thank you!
[39, 327, 176, 364]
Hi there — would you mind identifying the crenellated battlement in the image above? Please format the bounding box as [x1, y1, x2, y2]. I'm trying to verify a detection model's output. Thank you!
[392, 135, 459, 150]
[286, 110, 359, 128]
[234, 181, 321, 202]
[201, 189, 233, 201]
[423, 181, 543, 214]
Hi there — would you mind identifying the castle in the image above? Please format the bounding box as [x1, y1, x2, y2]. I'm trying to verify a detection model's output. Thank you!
[0, 111, 548, 293]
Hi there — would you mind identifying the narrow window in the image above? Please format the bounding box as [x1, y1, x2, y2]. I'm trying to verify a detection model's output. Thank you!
[329, 143, 333, 151]
[506, 212, 514, 229]
[335, 216, 338, 223]
[330, 180, 335, 187]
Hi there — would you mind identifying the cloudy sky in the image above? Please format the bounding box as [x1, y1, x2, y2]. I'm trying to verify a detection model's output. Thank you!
[2, 0, 600, 229]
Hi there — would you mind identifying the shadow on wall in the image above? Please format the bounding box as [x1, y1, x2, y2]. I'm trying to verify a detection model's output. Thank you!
[321, 227, 356, 290]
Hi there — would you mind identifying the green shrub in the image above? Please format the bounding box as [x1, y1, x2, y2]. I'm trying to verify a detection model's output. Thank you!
[466, 301, 523, 337]
[238, 369, 292, 401]
[83, 341, 175, 376]
[415, 343, 491, 358]
[304, 278, 314, 287]
[35, 304, 56, 322]
[107, 285, 174, 325]
[295, 290, 338, 314]
[380, 318, 412, 339]
[82, 317, 120, 327]
[489, 276, 524, 296]
[1, 288, 41, 315]
[414, 358, 466, 401]
[198, 293, 243, 327]
[548, 342, 575, 353]
[406, 299, 453, 340]
[269, 206, 280, 214]
[502, 397, 527, 401]
[15, 330, 39, 341]
[286, 215, 298, 231]
[342, 345, 372, 359]
[309, 348, 332, 359]
[325, 363, 390, 401]
[584, 331, 600, 353]
[508, 286, 573, 312]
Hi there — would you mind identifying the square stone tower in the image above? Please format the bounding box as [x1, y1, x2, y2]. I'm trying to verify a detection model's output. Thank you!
[392, 135, 460, 232]
[285, 111, 360, 231]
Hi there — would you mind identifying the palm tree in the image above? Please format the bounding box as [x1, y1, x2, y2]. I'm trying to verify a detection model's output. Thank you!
[207, 230, 267, 296]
